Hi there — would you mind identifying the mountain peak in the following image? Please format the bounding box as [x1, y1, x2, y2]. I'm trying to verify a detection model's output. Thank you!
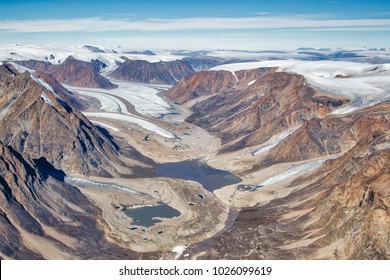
[0, 67, 151, 176]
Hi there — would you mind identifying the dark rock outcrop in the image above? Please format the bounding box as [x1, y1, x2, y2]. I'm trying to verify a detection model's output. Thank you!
[15, 56, 116, 89]
[182, 56, 227, 71]
[84, 45, 106, 53]
[110, 59, 194, 85]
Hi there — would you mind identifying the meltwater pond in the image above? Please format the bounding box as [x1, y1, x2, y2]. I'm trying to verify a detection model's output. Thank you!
[157, 160, 242, 192]
[125, 204, 181, 227]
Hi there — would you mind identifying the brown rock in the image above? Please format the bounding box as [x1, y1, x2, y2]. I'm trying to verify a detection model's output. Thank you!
[0, 65, 153, 176]
[0, 141, 137, 259]
[196, 103, 390, 259]
[110, 59, 194, 85]
[15, 56, 117, 89]
[166, 69, 349, 151]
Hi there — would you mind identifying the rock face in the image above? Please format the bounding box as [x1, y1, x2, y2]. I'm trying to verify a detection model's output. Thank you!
[110, 59, 195, 85]
[254, 102, 390, 169]
[166, 68, 349, 151]
[197, 102, 390, 260]
[83, 45, 106, 53]
[166, 67, 389, 259]
[32, 70, 88, 111]
[15, 56, 116, 89]
[0, 141, 137, 259]
[182, 56, 228, 71]
[0, 65, 152, 176]
[165, 68, 270, 104]
[165, 70, 238, 103]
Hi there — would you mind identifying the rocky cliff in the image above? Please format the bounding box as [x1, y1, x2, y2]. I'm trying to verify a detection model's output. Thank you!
[110, 59, 195, 85]
[15, 56, 116, 89]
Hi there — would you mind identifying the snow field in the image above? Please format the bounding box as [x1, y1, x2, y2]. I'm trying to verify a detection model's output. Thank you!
[212, 60, 390, 115]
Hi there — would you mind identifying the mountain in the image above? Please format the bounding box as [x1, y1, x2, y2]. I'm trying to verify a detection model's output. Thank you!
[123, 50, 156, 56]
[110, 59, 195, 85]
[0, 65, 153, 176]
[0, 141, 137, 259]
[181, 56, 231, 71]
[30, 70, 88, 111]
[15, 56, 116, 89]
[197, 102, 390, 259]
[181, 56, 258, 71]
[165, 70, 238, 103]
[165, 68, 272, 104]
[165, 68, 349, 151]
[83, 45, 106, 53]
[4, 63, 88, 111]
[252, 101, 390, 170]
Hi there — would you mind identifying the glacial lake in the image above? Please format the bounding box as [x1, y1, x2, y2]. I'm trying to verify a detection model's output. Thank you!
[125, 204, 181, 227]
[157, 160, 242, 192]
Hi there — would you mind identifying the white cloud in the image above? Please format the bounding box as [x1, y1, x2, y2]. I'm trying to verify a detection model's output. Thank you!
[0, 16, 389, 33]
[254, 12, 271, 15]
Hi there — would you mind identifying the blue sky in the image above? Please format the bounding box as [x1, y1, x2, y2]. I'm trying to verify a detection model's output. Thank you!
[0, 0, 389, 49]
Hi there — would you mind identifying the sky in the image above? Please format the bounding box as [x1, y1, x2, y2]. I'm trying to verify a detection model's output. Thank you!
[0, 0, 389, 50]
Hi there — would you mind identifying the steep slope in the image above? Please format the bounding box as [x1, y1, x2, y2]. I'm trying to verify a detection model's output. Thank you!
[197, 102, 390, 259]
[0, 65, 153, 176]
[166, 68, 349, 151]
[15, 56, 116, 89]
[165, 68, 270, 104]
[33, 70, 88, 110]
[165, 70, 238, 103]
[253, 102, 390, 169]
[110, 59, 195, 85]
[0, 141, 137, 259]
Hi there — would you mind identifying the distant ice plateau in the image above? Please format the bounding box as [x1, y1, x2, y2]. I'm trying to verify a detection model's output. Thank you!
[212, 60, 390, 115]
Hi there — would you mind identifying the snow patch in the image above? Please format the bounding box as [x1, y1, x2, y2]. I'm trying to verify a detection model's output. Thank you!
[91, 120, 119, 132]
[40, 92, 55, 108]
[8, 62, 31, 74]
[251, 127, 299, 156]
[30, 74, 55, 93]
[64, 177, 147, 196]
[172, 245, 188, 260]
[248, 79, 256, 86]
[258, 159, 326, 187]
